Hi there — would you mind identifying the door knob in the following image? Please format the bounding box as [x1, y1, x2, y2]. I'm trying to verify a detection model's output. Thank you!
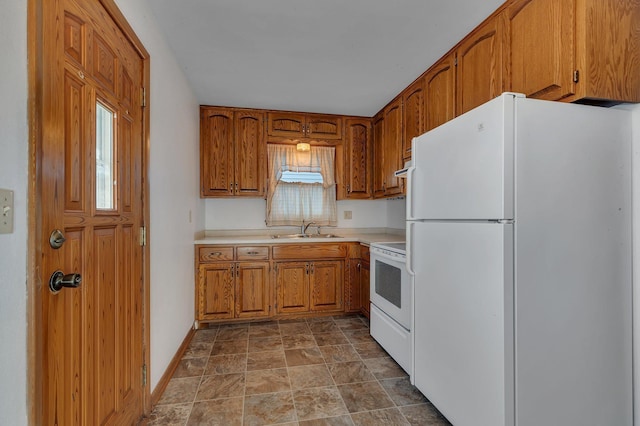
[49, 270, 82, 293]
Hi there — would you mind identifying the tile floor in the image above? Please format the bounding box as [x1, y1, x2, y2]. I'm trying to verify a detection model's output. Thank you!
[146, 314, 451, 425]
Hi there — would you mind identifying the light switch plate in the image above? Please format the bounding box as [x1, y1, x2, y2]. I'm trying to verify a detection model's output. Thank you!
[0, 189, 14, 234]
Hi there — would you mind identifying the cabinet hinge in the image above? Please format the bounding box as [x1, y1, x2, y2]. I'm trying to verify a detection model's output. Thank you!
[573, 70, 579, 83]
[142, 364, 147, 387]
[141, 87, 146, 107]
[139, 226, 147, 246]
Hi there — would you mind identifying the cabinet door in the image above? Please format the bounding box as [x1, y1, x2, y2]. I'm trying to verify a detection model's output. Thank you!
[344, 118, 371, 199]
[383, 98, 404, 197]
[345, 259, 362, 313]
[310, 260, 344, 311]
[235, 110, 266, 196]
[360, 260, 370, 318]
[235, 262, 270, 318]
[456, 13, 506, 115]
[306, 115, 342, 140]
[275, 262, 310, 314]
[267, 112, 306, 138]
[372, 112, 385, 198]
[402, 77, 425, 160]
[424, 53, 456, 132]
[198, 263, 235, 320]
[200, 108, 234, 196]
[507, 0, 575, 101]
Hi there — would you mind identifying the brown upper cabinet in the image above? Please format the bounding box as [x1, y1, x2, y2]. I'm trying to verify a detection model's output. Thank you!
[344, 118, 372, 199]
[267, 112, 343, 140]
[372, 98, 404, 199]
[200, 107, 266, 197]
[456, 12, 507, 115]
[402, 77, 425, 160]
[507, 0, 640, 104]
[424, 53, 457, 132]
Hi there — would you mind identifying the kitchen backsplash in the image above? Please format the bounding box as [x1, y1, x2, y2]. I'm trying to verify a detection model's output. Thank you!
[204, 198, 406, 230]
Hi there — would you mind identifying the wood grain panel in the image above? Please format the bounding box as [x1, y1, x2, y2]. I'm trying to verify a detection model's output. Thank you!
[360, 260, 370, 318]
[402, 78, 425, 160]
[198, 246, 234, 262]
[235, 110, 266, 196]
[382, 99, 403, 196]
[92, 33, 117, 94]
[424, 54, 456, 132]
[64, 12, 84, 67]
[508, 0, 575, 100]
[345, 259, 362, 313]
[236, 246, 269, 261]
[456, 13, 505, 115]
[310, 261, 343, 311]
[236, 262, 270, 318]
[119, 66, 133, 109]
[577, 0, 640, 103]
[120, 113, 133, 212]
[276, 262, 309, 313]
[64, 70, 86, 211]
[200, 108, 234, 196]
[267, 113, 306, 138]
[344, 119, 371, 199]
[372, 112, 385, 198]
[272, 243, 348, 260]
[118, 225, 134, 402]
[199, 263, 234, 319]
[306, 115, 342, 140]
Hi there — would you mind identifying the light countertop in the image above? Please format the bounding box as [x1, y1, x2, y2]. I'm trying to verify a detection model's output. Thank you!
[194, 228, 405, 246]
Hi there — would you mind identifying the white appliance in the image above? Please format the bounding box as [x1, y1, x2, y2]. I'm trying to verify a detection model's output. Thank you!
[407, 93, 632, 426]
[369, 242, 411, 374]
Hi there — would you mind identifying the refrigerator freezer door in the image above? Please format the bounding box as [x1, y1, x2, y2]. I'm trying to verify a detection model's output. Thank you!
[412, 221, 514, 426]
[409, 93, 515, 221]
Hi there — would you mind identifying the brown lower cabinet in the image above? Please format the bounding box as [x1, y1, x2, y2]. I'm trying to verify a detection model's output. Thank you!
[360, 246, 371, 319]
[196, 242, 360, 325]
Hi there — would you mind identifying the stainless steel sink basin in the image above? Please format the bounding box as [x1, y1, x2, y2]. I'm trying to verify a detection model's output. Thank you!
[271, 233, 342, 239]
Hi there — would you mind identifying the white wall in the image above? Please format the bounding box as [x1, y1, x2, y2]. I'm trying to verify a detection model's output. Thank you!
[0, 1, 28, 424]
[114, 0, 203, 390]
[204, 198, 406, 230]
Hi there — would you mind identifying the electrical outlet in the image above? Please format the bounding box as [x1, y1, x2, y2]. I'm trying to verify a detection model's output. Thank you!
[344, 210, 352, 220]
[0, 189, 14, 234]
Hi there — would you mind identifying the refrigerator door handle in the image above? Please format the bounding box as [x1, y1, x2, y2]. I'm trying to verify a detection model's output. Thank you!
[406, 166, 415, 220]
[406, 221, 415, 276]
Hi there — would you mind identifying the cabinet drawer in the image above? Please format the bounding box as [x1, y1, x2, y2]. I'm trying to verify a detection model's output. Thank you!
[236, 246, 269, 261]
[198, 246, 234, 262]
[272, 243, 348, 260]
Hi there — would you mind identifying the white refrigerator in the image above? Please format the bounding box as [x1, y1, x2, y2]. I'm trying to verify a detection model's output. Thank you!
[407, 93, 632, 426]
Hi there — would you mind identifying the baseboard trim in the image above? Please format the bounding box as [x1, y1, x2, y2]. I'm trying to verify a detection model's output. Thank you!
[150, 326, 196, 407]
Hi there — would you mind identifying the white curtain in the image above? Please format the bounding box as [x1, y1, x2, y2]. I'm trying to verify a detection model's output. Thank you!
[266, 144, 337, 226]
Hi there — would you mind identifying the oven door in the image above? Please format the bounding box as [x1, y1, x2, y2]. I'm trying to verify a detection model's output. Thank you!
[370, 248, 411, 330]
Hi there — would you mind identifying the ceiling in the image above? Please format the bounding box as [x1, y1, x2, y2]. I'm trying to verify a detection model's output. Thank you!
[147, 0, 505, 116]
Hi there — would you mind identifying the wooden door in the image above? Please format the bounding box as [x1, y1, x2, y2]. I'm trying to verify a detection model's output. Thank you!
[199, 263, 235, 320]
[306, 115, 343, 140]
[234, 110, 266, 196]
[275, 262, 310, 314]
[456, 13, 506, 115]
[200, 107, 234, 196]
[235, 262, 270, 318]
[267, 112, 306, 138]
[39, 0, 148, 424]
[345, 259, 362, 313]
[402, 77, 425, 160]
[383, 99, 403, 197]
[310, 261, 344, 311]
[507, 0, 575, 100]
[372, 112, 385, 198]
[344, 118, 371, 199]
[424, 54, 456, 132]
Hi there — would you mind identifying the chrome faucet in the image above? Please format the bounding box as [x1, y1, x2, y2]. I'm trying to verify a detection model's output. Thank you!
[301, 220, 316, 236]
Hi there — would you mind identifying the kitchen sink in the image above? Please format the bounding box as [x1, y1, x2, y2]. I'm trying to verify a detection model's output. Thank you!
[271, 233, 342, 239]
